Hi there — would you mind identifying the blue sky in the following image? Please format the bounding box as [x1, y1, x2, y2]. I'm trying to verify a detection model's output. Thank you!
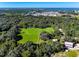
[0, 2, 79, 8]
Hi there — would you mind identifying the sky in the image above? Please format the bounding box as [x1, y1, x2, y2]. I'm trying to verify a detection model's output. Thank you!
[0, 2, 79, 8]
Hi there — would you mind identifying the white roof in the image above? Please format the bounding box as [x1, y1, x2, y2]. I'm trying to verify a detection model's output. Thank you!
[52, 39, 58, 42]
[65, 42, 73, 45]
[65, 42, 73, 48]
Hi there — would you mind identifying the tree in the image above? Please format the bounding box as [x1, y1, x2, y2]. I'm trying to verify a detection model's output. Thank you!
[40, 32, 53, 41]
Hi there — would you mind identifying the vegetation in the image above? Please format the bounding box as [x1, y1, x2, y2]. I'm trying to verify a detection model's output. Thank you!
[18, 28, 54, 44]
[0, 8, 79, 57]
[54, 50, 79, 57]
[66, 50, 78, 57]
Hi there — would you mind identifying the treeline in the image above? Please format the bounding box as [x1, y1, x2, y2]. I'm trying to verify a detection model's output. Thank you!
[0, 38, 65, 57]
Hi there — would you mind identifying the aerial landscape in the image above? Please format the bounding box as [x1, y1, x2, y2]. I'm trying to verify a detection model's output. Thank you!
[0, 2, 79, 57]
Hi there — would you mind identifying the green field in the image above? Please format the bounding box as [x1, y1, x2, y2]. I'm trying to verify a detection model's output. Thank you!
[18, 27, 54, 44]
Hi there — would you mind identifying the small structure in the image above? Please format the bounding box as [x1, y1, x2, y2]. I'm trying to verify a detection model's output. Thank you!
[65, 42, 74, 49]
[59, 28, 62, 32]
[74, 44, 79, 50]
[52, 39, 58, 42]
[59, 28, 65, 35]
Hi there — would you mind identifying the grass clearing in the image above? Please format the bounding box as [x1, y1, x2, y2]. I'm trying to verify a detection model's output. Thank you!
[18, 27, 54, 44]
[54, 50, 79, 57]
[65, 50, 78, 57]
[75, 15, 79, 20]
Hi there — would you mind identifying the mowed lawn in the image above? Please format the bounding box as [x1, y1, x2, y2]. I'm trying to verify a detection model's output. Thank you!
[18, 27, 54, 44]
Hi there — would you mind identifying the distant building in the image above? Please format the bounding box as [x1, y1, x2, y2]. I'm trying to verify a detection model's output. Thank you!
[32, 11, 62, 16]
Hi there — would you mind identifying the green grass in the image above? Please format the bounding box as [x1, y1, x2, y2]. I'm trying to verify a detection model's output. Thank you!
[66, 50, 78, 57]
[54, 50, 79, 57]
[18, 27, 54, 44]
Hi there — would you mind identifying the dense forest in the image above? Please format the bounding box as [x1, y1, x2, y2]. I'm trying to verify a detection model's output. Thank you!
[0, 8, 79, 57]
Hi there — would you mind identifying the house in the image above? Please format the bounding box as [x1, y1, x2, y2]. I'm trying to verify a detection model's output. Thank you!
[64, 41, 79, 50]
[67, 44, 79, 50]
[74, 44, 79, 50]
[65, 42, 74, 49]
